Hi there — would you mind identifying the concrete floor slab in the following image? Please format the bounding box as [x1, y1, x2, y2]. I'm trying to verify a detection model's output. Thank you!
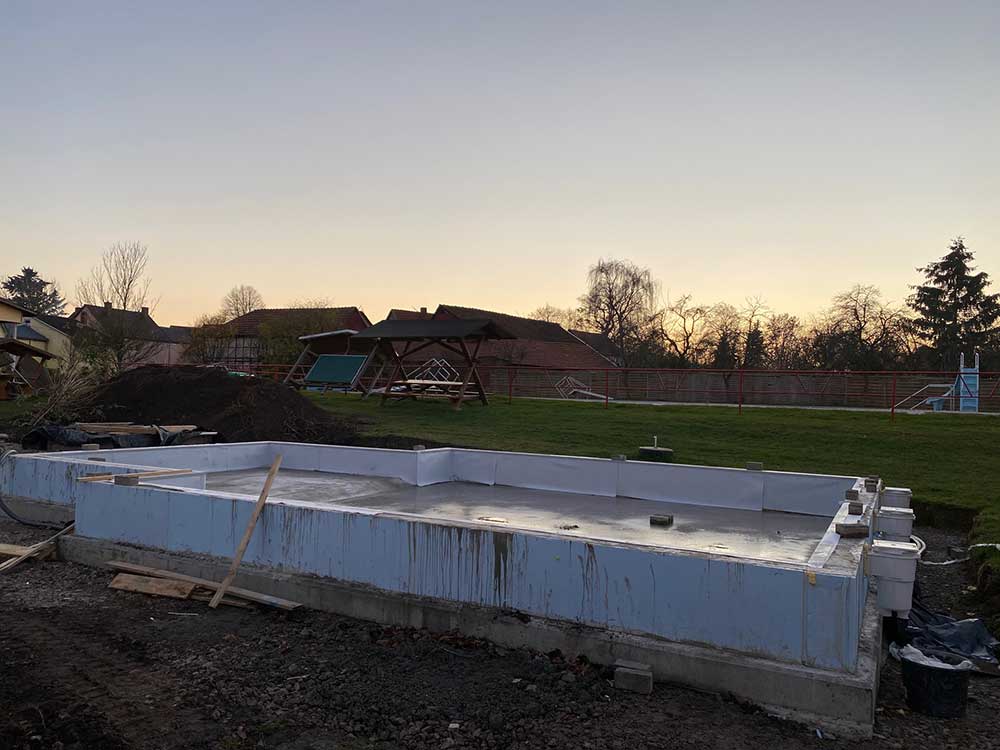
[206, 468, 833, 567]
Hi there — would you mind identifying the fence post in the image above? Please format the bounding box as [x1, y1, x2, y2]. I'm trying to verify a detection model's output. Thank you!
[738, 369, 744, 415]
[605, 370, 609, 409]
[890, 372, 897, 420]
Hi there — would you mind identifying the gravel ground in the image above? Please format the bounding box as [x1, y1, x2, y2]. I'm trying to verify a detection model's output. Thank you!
[1, 521, 998, 750]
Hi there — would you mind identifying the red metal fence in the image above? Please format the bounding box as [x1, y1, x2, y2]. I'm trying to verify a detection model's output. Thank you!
[233, 363, 999, 416]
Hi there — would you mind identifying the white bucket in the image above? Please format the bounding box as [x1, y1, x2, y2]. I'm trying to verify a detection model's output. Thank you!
[883, 487, 912, 509]
[877, 507, 915, 543]
[869, 540, 919, 617]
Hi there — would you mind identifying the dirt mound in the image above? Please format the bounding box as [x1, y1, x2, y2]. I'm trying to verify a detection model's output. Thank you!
[80, 365, 359, 444]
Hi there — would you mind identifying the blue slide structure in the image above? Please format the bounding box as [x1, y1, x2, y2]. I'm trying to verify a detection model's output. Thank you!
[926, 353, 980, 412]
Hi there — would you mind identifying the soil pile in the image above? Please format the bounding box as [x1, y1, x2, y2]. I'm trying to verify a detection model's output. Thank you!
[79, 365, 359, 444]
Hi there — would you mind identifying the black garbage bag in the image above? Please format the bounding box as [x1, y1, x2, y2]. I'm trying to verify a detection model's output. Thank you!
[21, 425, 102, 451]
[901, 598, 999, 674]
[21, 424, 197, 451]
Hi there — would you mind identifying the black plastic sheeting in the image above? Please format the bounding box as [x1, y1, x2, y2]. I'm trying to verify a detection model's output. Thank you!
[899, 597, 1000, 675]
[21, 425, 198, 451]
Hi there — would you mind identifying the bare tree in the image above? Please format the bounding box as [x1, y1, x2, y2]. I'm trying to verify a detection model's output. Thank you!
[806, 285, 915, 369]
[530, 303, 583, 330]
[578, 259, 660, 366]
[76, 241, 154, 312]
[73, 242, 162, 375]
[661, 295, 711, 367]
[764, 313, 805, 369]
[221, 285, 265, 320]
[187, 312, 235, 364]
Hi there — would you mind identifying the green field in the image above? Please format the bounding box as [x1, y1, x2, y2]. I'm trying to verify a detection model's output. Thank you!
[0, 399, 36, 429]
[310, 393, 1000, 545]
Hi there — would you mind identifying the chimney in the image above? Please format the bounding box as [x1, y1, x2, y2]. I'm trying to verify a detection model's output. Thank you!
[104, 301, 112, 310]
[420, 306, 427, 315]
[141, 306, 149, 316]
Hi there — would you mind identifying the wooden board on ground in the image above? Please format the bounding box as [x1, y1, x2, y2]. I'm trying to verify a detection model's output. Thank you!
[106, 560, 301, 610]
[0, 543, 34, 557]
[0, 523, 75, 574]
[109, 573, 196, 599]
[73, 423, 198, 435]
[190, 591, 253, 609]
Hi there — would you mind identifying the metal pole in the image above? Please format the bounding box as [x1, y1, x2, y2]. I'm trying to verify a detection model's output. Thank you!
[738, 369, 744, 415]
[890, 372, 897, 420]
[605, 370, 609, 409]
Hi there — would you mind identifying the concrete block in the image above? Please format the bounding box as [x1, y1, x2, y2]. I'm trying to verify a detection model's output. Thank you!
[614, 658, 651, 671]
[649, 514, 674, 528]
[745, 461, 763, 471]
[615, 666, 653, 694]
[848, 502, 864, 516]
[836, 522, 869, 538]
[113, 474, 140, 486]
[81, 443, 100, 450]
[845, 489, 860, 502]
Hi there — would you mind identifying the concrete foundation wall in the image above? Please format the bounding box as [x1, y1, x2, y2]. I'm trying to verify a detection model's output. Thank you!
[6, 443, 858, 517]
[59, 535, 881, 737]
[72, 478, 861, 671]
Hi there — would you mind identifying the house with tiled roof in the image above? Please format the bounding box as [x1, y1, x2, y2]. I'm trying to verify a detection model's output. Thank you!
[215, 306, 372, 366]
[431, 305, 616, 369]
[373, 304, 616, 377]
[386, 307, 433, 321]
[0, 297, 73, 367]
[69, 303, 193, 365]
[569, 329, 623, 366]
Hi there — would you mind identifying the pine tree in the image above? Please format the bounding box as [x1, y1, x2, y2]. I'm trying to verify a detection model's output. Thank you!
[2, 267, 66, 315]
[742, 322, 766, 369]
[909, 238, 1000, 367]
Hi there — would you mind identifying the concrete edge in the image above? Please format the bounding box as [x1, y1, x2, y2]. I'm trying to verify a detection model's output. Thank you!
[60, 535, 878, 738]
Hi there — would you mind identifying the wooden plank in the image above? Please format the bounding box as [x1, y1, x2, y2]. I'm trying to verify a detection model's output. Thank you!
[0, 543, 33, 557]
[106, 560, 300, 610]
[190, 591, 253, 609]
[74, 423, 198, 435]
[78, 468, 193, 483]
[210, 455, 283, 608]
[110, 573, 196, 599]
[0, 523, 74, 573]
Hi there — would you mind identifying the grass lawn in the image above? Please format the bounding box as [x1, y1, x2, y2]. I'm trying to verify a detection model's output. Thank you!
[311, 393, 1000, 543]
[0, 398, 37, 430]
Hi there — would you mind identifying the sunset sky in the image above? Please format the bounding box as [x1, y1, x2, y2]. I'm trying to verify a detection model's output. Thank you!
[3, 1, 998, 325]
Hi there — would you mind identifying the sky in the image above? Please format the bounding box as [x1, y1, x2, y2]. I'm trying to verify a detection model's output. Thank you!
[2, 1, 999, 326]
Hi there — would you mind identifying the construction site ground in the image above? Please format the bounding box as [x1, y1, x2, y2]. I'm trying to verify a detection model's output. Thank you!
[1, 521, 998, 750]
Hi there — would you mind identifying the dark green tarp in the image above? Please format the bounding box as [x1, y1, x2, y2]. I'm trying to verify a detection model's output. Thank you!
[304, 354, 369, 385]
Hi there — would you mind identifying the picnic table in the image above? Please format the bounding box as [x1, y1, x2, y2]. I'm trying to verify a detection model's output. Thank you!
[352, 319, 515, 409]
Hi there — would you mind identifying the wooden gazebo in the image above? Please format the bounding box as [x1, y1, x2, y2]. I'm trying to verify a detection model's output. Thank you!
[351, 319, 515, 408]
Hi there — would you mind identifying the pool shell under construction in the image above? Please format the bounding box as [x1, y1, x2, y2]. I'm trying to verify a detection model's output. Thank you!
[1, 442, 903, 735]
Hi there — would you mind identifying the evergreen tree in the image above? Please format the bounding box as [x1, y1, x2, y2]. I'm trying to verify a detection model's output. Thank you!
[742, 322, 766, 369]
[710, 330, 738, 369]
[909, 238, 1000, 367]
[2, 267, 66, 315]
